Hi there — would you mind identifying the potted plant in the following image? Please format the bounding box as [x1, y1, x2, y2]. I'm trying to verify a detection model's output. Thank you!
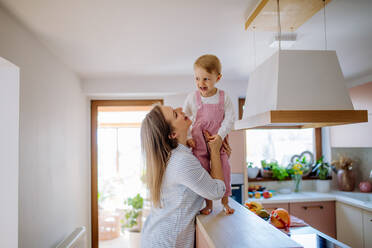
[123, 193, 144, 247]
[271, 164, 289, 181]
[247, 162, 259, 179]
[312, 156, 331, 192]
[260, 160, 274, 178]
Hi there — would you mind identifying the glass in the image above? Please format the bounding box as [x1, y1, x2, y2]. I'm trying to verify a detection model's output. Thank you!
[293, 174, 302, 192]
[245, 129, 314, 167]
[97, 108, 150, 246]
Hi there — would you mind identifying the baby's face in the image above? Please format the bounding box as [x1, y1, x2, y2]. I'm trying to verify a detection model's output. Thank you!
[194, 66, 221, 97]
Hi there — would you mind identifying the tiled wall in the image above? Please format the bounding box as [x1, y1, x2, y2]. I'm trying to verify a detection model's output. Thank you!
[331, 147, 372, 188]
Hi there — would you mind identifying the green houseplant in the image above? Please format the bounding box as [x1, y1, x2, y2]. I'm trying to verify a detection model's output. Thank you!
[312, 156, 330, 180]
[312, 156, 331, 192]
[123, 193, 144, 232]
[261, 160, 288, 180]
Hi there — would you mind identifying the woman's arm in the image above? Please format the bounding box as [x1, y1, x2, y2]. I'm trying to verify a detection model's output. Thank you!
[203, 130, 224, 181]
[172, 153, 226, 200]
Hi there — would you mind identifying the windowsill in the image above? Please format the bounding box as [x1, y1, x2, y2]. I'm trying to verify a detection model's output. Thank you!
[248, 176, 332, 182]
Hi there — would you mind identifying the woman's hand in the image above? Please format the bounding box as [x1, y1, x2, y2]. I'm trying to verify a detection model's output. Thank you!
[203, 131, 232, 157]
[222, 135, 232, 158]
[203, 131, 222, 154]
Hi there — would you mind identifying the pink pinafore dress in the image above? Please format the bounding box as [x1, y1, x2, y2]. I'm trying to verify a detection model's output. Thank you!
[191, 90, 231, 197]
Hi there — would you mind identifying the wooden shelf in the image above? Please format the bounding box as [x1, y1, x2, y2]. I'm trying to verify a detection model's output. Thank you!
[248, 176, 332, 182]
[245, 0, 332, 31]
[235, 110, 368, 130]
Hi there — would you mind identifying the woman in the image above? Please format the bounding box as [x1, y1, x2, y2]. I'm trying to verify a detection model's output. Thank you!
[140, 105, 230, 248]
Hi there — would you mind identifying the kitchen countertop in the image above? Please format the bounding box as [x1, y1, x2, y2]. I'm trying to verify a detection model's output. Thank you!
[250, 190, 372, 211]
[196, 198, 302, 248]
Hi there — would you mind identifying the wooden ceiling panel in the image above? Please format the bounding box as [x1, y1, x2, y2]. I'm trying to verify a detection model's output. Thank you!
[245, 0, 332, 32]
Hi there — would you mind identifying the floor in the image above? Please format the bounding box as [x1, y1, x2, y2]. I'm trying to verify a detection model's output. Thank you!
[99, 231, 141, 248]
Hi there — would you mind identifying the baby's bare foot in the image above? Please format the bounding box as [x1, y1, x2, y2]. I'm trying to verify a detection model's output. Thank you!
[200, 206, 212, 215]
[223, 203, 235, 215]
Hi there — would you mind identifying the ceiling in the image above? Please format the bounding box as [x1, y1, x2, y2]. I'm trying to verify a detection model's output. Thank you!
[1, 0, 372, 85]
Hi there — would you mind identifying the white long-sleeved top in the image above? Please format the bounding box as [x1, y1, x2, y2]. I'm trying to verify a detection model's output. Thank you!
[183, 89, 236, 140]
[141, 144, 226, 248]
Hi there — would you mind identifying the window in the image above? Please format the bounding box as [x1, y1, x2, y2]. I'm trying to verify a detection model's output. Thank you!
[239, 98, 322, 167]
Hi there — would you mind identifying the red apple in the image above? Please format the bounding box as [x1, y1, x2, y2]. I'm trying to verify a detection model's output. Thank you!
[359, 181, 372, 192]
[263, 191, 270, 198]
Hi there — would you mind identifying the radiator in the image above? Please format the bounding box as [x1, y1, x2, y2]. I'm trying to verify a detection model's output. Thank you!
[56, 226, 86, 248]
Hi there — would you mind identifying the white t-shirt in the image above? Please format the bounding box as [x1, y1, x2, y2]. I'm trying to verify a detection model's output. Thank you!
[183, 88, 236, 140]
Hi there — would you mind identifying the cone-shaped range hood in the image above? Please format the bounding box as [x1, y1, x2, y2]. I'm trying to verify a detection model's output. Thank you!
[235, 50, 368, 130]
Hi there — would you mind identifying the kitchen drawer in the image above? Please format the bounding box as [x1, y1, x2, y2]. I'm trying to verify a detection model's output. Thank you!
[262, 203, 289, 213]
[290, 201, 336, 238]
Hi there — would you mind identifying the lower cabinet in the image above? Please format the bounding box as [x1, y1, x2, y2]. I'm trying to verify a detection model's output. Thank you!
[262, 203, 289, 213]
[263, 201, 336, 238]
[336, 202, 363, 248]
[290, 201, 336, 238]
[363, 210, 372, 248]
[261, 200, 372, 247]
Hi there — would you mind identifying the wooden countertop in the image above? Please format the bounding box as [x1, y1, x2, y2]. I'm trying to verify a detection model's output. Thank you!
[196, 198, 302, 248]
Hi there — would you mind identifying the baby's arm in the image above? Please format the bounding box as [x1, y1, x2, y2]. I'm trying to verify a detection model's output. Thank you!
[217, 93, 236, 140]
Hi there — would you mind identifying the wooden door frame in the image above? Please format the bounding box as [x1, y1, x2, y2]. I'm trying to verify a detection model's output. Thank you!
[91, 99, 163, 248]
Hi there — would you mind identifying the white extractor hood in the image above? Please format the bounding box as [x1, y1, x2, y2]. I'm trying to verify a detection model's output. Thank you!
[235, 50, 368, 130]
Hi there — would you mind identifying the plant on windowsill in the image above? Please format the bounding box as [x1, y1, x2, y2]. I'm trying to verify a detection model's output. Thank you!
[312, 156, 331, 192]
[260, 160, 289, 180]
[247, 162, 260, 179]
[260, 160, 274, 178]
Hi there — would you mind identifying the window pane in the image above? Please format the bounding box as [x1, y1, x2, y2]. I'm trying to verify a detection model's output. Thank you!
[246, 129, 315, 167]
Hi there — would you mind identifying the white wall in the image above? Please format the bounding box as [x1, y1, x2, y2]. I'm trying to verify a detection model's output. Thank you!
[0, 57, 19, 248]
[0, 5, 90, 248]
[330, 82, 372, 148]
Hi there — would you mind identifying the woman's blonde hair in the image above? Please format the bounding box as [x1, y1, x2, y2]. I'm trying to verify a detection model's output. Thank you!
[140, 105, 178, 207]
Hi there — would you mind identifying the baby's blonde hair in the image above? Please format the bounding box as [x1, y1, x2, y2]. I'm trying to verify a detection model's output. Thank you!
[194, 54, 222, 75]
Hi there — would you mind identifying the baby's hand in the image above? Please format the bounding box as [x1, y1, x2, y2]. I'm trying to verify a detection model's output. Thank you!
[186, 138, 196, 148]
[204, 132, 222, 153]
[210, 134, 222, 143]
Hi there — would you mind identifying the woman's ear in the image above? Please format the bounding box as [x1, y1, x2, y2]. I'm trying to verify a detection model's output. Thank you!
[168, 132, 178, 140]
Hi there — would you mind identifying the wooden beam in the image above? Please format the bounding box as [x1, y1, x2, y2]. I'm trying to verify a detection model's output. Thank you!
[99, 122, 141, 128]
[245, 0, 332, 32]
[98, 105, 153, 112]
[245, 0, 270, 30]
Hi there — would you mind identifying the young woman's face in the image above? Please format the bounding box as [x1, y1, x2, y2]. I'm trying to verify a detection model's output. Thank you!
[161, 106, 191, 139]
[194, 66, 221, 97]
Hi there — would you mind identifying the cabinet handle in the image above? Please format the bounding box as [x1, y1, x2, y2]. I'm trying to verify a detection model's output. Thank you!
[302, 205, 324, 210]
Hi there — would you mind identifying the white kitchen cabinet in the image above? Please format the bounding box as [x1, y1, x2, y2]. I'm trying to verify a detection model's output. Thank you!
[336, 202, 363, 248]
[363, 210, 372, 248]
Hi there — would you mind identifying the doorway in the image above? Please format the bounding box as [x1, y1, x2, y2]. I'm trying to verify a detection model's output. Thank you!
[91, 100, 162, 248]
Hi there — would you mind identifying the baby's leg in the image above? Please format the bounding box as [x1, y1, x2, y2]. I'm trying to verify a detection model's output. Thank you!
[200, 199, 213, 215]
[221, 154, 234, 215]
[221, 196, 234, 215]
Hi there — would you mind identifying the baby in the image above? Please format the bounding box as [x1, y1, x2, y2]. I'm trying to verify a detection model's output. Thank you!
[183, 54, 235, 215]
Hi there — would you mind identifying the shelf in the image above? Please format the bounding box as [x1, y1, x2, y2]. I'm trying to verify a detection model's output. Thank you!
[248, 176, 332, 182]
